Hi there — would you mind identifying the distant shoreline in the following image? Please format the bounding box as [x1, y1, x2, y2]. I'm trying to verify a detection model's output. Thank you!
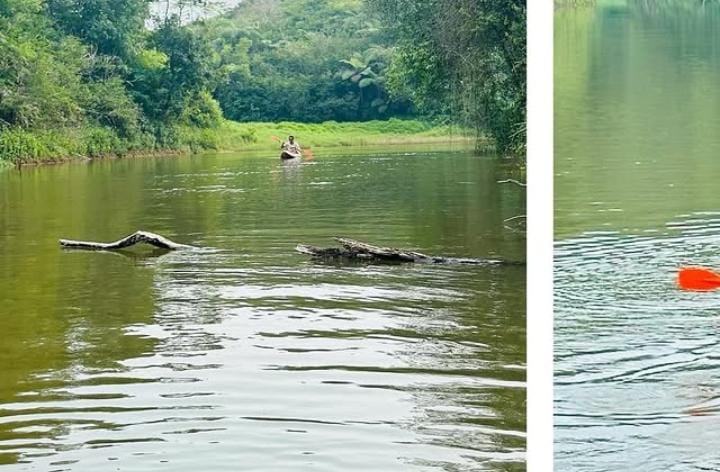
[1, 119, 483, 168]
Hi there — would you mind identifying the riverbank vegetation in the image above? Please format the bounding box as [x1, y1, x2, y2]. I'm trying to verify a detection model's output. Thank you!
[222, 120, 469, 150]
[1, 0, 226, 164]
[368, 0, 527, 155]
[0, 119, 465, 164]
[195, 0, 525, 154]
[0, 0, 525, 166]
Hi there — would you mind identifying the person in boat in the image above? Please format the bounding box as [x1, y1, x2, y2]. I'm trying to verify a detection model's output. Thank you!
[281, 135, 302, 155]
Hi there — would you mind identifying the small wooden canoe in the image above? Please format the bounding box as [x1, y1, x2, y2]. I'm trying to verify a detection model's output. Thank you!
[280, 150, 301, 160]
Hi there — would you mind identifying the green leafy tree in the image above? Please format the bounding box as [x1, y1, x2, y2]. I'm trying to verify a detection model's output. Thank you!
[368, 0, 526, 154]
[1, 0, 225, 162]
[132, 18, 218, 124]
[0, 2, 86, 128]
[200, 0, 414, 122]
[45, 0, 149, 60]
[338, 47, 394, 114]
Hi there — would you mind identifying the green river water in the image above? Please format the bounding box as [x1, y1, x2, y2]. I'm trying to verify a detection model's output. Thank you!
[555, 2, 720, 470]
[0, 149, 525, 471]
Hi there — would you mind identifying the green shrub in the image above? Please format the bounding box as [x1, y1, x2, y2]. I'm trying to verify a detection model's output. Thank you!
[177, 126, 219, 152]
[0, 128, 73, 163]
[82, 78, 141, 138]
[182, 91, 224, 129]
[0, 129, 44, 162]
[81, 127, 124, 157]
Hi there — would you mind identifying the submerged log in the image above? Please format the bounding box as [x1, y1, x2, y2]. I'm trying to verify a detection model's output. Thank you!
[297, 238, 517, 265]
[60, 230, 192, 251]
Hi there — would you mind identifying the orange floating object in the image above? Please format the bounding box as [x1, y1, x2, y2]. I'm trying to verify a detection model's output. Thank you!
[677, 267, 720, 291]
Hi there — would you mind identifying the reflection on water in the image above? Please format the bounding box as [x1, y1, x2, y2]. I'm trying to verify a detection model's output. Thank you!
[555, 0, 720, 238]
[555, 1, 720, 470]
[0, 150, 525, 471]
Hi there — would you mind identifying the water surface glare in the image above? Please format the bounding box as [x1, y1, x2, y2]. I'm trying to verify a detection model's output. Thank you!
[0, 150, 525, 471]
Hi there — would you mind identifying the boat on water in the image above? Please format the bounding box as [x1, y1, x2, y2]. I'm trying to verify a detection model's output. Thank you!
[280, 149, 302, 160]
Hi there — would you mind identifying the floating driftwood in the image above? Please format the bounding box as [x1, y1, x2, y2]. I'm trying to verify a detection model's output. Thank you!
[497, 179, 527, 188]
[60, 230, 192, 251]
[296, 238, 516, 265]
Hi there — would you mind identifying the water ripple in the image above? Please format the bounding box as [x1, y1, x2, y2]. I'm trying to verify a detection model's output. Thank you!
[555, 212, 720, 470]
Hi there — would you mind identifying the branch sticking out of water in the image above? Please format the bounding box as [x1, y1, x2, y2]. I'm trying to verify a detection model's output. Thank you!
[59, 231, 193, 251]
[497, 179, 527, 188]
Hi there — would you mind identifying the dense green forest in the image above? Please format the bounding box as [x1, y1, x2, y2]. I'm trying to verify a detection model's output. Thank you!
[369, 0, 527, 154]
[198, 0, 526, 152]
[0, 0, 526, 164]
[198, 0, 414, 123]
[0, 0, 242, 163]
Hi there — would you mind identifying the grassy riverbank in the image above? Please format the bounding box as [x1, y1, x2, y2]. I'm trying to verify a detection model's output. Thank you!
[217, 120, 473, 149]
[0, 119, 473, 167]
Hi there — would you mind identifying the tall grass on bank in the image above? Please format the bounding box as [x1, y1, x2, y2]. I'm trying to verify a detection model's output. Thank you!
[227, 119, 472, 150]
[1, 119, 470, 166]
[0, 127, 135, 164]
[0, 123, 256, 165]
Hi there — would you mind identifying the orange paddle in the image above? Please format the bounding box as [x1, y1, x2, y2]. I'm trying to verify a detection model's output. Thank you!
[677, 267, 720, 291]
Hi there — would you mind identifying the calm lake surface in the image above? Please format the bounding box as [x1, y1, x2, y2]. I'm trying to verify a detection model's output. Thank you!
[556, 2, 720, 470]
[0, 149, 526, 471]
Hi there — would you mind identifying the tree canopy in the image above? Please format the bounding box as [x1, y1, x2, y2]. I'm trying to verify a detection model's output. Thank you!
[1, 0, 527, 160]
[0, 0, 222, 155]
[197, 0, 415, 123]
[368, 0, 527, 154]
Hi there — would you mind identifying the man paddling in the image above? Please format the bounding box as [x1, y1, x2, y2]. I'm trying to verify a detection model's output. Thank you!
[281, 135, 301, 155]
